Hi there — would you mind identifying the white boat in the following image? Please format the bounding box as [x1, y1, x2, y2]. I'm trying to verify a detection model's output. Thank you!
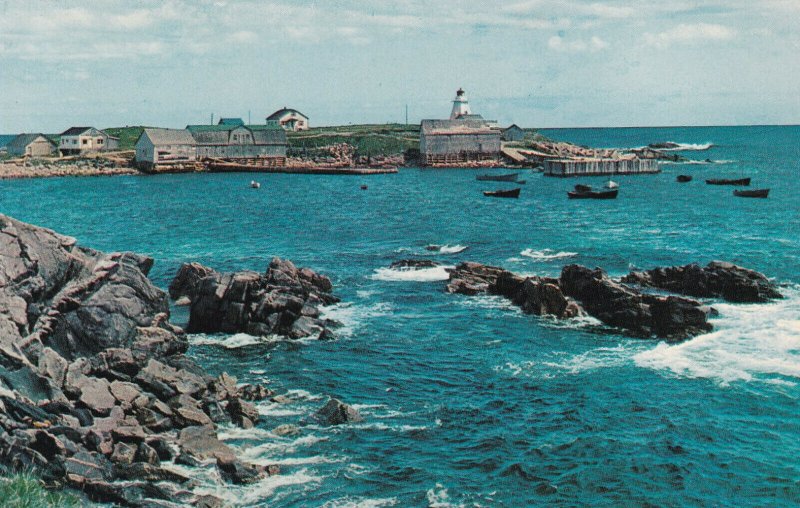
[250, 181, 260, 189]
[604, 180, 619, 189]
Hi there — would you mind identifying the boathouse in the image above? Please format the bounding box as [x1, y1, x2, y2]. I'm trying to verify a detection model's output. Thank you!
[134, 128, 198, 172]
[543, 157, 660, 177]
[6, 133, 57, 157]
[186, 122, 288, 166]
[267, 108, 309, 131]
[502, 124, 526, 142]
[59, 127, 119, 156]
[419, 89, 501, 166]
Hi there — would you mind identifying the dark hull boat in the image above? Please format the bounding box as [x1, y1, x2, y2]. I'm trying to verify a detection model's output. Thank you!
[574, 184, 593, 193]
[733, 188, 769, 198]
[706, 178, 751, 186]
[476, 173, 519, 182]
[677, 175, 692, 182]
[568, 189, 618, 199]
[483, 188, 521, 198]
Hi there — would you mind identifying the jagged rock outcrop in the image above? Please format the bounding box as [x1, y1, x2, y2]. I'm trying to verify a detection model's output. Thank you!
[621, 261, 782, 303]
[446, 261, 716, 340]
[0, 214, 283, 506]
[315, 398, 363, 425]
[446, 262, 581, 318]
[560, 265, 713, 340]
[389, 259, 440, 270]
[176, 258, 339, 339]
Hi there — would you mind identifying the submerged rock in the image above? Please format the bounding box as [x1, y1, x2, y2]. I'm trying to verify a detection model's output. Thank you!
[178, 257, 339, 339]
[389, 259, 439, 270]
[622, 261, 782, 303]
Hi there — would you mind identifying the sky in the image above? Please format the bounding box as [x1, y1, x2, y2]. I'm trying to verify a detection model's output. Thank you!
[1, 0, 799, 132]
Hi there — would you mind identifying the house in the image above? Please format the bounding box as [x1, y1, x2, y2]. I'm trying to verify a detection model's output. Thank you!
[59, 127, 119, 156]
[186, 122, 288, 166]
[6, 133, 57, 157]
[218, 118, 245, 126]
[419, 89, 501, 166]
[266, 108, 309, 131]
[501, 124, 526, 142]
[134, 128, 198, 172]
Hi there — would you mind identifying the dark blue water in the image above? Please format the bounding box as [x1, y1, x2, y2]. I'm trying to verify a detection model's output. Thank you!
[2, 126, 799, 507]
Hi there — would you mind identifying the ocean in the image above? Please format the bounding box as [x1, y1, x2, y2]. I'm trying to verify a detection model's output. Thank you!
[2, 125, 798, 506]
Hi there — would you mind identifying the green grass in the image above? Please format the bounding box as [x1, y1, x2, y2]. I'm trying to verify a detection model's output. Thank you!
[0, 473, 81, 508]
[288, 124, 419, 156]
[102, 126, 147, 151]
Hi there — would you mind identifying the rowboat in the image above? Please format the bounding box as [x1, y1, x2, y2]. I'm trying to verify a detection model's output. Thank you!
[706, 178, 750, 186]
[568, 189, 618, 199]
[677, 175, 692, 182]
[483, 188, 521, 198]
[476, 173, 519, 182]
[733, 188, 769, 198]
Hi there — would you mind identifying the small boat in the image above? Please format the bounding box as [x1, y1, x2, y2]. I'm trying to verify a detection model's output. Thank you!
[706, 178, 751, 186]
[605, 180, 619, 189]
[568, 189, 619, 199]
[250, 180, 260, 189]
[476, 173, 519, 182]
[483, 188, 521, 198]
[574, 184, 593, 193]
[733, 188, 769, 198]
[360, 184, 368, 190]
[677, 175, 693, 182]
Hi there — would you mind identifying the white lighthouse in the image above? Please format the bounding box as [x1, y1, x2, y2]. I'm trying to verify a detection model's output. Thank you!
[450, 88, 471, 120]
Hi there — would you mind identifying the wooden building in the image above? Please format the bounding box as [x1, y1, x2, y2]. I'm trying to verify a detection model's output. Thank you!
[267, 108, 309, 131]
[502, 124, 526, 142]
[6, 133, 57, 157]
[419, 118, 501, 166]
[186, 123, 288, 166]
[59, 127, 119, 156]
[134, 128, 198, 172]
[543, 157, 660, 177]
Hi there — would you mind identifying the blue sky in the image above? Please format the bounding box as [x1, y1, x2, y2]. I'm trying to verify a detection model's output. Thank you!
[1, 0, 798, 132]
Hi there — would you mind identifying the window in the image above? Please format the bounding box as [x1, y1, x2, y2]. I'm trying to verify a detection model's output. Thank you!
[97, 138, 103, 145]
[82, 139, 88, 145]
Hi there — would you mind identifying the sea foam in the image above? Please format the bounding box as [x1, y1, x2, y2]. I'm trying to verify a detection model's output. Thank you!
[520, 248, 578, 261]
[654, 141, 714, 151]
[634, 287, 800, 385]
[370, 265, 453, 282]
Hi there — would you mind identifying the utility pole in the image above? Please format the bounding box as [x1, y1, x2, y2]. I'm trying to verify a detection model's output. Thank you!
[405, 104, 408, 125]
[211, 113, 214, 125]
[248, 110, 251, 125]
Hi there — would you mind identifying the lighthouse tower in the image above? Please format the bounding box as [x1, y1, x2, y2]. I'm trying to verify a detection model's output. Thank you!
[450, 88, 471, 120]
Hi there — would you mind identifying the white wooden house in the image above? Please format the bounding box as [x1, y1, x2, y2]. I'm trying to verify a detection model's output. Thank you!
[59, 127, 119, 156]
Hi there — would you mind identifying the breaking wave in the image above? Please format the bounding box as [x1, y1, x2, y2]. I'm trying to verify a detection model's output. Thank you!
[634, 287, 800, 386]
[520, 248, 578, 261]
[427, 244, 469, 254]
[371, 265, 453, 282]
[654, 142, 714, 151]
[189, 333, 276, 349]
[319, 301, 392, 336]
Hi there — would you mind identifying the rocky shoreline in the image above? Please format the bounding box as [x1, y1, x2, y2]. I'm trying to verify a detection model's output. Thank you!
[443, 260, 781, 341]
[0, 214, 359, 506]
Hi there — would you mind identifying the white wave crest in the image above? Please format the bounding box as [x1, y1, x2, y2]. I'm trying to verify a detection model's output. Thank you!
[634, 287, 800, 386]
[322, 496, 399, 508]
[190, 333, 276, 349]
[655, 141, 714, 151]
[319, 301, 392, 336]
[193, 467, 322, 506]
[426, 483, 464, 508]
[430, 244, 469, 254]
[370, 265, 453, 282]
[520, 248, 578, 261]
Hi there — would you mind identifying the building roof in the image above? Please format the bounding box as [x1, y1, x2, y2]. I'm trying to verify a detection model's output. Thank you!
[420, 119, 499, 135]
[185, 123, 287, 145]
[504, 124, 523, 131]
[186, 122, 282, 133]
[60, 127, 94, 136]
[267, 108, 308, 120]
[140, 128, 196, 146]
[7, 133, 55, 151]
[218, 118, 245, 126]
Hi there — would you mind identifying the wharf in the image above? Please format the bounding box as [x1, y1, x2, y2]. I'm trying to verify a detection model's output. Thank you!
[543, 158, 659, 177]
[208, 163, 398, 175]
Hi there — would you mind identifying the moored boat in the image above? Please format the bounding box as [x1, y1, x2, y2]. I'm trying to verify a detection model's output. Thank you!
[250, 180, 260, 189]
[733, 188, 769, 198]
[568, 189, 619, 199]
[483, 188, 521, 198]
[706, 177, 750, 186]
[476, 173, 519, 182]
[677, 175, 692, 182]
[574, 184, 593, 193]
[605, 179, 619, 189]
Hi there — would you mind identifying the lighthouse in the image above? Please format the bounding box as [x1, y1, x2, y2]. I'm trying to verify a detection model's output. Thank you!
[450, 88, 471, 120]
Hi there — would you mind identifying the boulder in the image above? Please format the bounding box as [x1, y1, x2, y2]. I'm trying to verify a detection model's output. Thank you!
[216, 455, 266, 485]
[181, 257, 338, 338]
[168, 262, 218, 302]
[177, 425, 235, 462]
[389, 259, 439, 270]
[622, 261, 782, 303]
[315, 398, 363, 425]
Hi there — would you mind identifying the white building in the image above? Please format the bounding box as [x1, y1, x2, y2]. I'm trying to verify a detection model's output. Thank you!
[450, 88, 472, 119]
[59, 127, 119, 156]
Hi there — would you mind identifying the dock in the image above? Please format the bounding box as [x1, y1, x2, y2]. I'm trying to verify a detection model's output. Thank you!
[543, 158, 659, 177]
[207, 162, 397, 175]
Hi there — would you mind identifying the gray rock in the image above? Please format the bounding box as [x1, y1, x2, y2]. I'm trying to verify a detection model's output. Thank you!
[316, 398, 363, 425]
[177, 425, 235, 462]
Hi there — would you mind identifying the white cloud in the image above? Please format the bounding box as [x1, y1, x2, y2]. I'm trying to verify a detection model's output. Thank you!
[645, 23, 736, 48]
[548, 35, 608, 53]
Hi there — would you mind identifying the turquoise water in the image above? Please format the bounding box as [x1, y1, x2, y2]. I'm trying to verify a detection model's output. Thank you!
[2, 125, 799, 506]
